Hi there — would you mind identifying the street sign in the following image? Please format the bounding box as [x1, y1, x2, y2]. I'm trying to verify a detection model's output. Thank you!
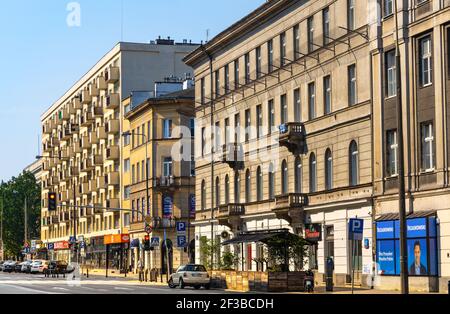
[69, 236, 77, 244]
[48, 243, 55, 251]
[145, 224, 153, 234]
[176, 222, 187, 234]
[151, 237, 160, 248]
[177, 235, 187, 248]
[145, 215, 152, 224]
[349, 218, 364, 241]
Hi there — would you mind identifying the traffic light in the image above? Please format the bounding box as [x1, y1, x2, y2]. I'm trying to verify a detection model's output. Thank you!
[144, 235, 150, 251]
[48, 192, 57, 211]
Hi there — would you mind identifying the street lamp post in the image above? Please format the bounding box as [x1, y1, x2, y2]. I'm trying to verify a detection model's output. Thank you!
[0, 189, 4, 261]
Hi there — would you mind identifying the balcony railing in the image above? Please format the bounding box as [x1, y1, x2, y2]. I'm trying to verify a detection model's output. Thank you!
[106, 94, 120, 110]
[105, 198, 120, 209]
[91, 106, 103, 117]
[106, 120, 120, 134]
[222, 143, 244, 169]
[278, 122, 306, 154]
[89, 84, 99, 97]
[105, 172, 120, 186]
[80, 90, 92, 104]
[275, 193, 308, 209]
[96, 126, 108, 140]
[218, 204, 246, 217]
[97, 76, 107, 90]
[105, 67, 119, 83]
[106, 146, 120, 160]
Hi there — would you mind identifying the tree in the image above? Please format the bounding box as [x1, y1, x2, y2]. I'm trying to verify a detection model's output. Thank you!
[264, 234, 309, 272]
[1, 171, 41, 259]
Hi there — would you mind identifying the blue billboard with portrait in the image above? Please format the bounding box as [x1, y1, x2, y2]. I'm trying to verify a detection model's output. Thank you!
[376, 216, 438, 277]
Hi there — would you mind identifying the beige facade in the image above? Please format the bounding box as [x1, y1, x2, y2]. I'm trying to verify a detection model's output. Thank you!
[123, 89, 195, 275]
[40, 40, 197, 265]
[186, 0, 374, 286]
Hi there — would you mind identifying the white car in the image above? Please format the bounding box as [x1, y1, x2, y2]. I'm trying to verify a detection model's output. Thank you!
[30, 260, 49, 274]
[168, 264, 211, 290]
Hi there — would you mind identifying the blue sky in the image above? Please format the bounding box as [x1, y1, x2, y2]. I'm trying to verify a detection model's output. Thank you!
[0, 0, 265, 182]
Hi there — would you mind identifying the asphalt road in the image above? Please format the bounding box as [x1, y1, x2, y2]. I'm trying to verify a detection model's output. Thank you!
[0, 271, 238, 295]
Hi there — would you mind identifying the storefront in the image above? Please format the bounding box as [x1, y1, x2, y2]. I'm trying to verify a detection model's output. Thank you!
[104, 234, 130, 273]
[53, 241, 70, 262]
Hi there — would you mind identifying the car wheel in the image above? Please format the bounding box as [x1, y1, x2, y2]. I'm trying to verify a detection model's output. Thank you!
[179, 278, 185, 289]
[204, 284, 211, 290]
[194, 285, 201, 290]
[168, 279, 176, 289]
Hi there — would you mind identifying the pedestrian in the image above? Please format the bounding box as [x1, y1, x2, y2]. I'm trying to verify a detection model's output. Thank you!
[137, 259, 144, 282]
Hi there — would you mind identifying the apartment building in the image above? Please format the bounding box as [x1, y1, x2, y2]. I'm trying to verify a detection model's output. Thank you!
[24, 158, 43, 185]
[40, 39, 197, 264]
[185, 0, 374, 286]
[122, 83, 195, 274]
[372, 0, 450, 292]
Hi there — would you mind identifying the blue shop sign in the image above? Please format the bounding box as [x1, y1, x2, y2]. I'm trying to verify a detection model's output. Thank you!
[376, 221, 395, 239]
[163, 195, 173, 217]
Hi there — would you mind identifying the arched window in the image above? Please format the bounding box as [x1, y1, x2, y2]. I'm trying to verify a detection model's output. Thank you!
[309, 153, 317, 193]
[215, 177, 220, 207]
[349, 141, 359, 186]
[234, 171, 241, 203]
[201, 180, 206, 210]
[269, 163, 275, 199]
[281, 160, 288, 195]
[295, 157, 302, 193]
[225, 175, 230, 204]
[325, 149, 333, 190]
[245, 169, 251, 203]
[256, 166, 263, 201]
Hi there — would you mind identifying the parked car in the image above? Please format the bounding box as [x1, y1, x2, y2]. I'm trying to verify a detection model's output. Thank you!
[3, 261, 18, 273]
[45, 261, 68, 275]
[30, 260, 49, 274]
[0, 261, 5, 271]
[21, 261, 33, 273]
[168, 264, 211, 290]
[14, 262, 26, 273]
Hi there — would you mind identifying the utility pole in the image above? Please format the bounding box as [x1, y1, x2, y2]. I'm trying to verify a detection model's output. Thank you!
[24, 195, 28, 245]
[0, 192, 4, 261]
[394, 0, 409, 294]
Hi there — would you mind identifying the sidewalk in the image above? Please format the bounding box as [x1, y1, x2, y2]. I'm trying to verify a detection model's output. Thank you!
[80, 268, 168, 286]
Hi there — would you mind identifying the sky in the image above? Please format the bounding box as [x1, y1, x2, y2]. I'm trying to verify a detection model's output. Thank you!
[0, 0, 265, 182]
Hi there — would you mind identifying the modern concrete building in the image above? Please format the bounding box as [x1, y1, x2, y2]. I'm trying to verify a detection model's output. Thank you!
[24, 158, 43, 185]
[40, 39, 198, 265]
[372, 0, 450, 292]
[122, 83, 195, 276]
[185, 0, 374, 287]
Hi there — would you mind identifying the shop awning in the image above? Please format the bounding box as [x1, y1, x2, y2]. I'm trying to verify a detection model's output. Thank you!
[376, 210, 436, 222]
[221, 229, 303, 246]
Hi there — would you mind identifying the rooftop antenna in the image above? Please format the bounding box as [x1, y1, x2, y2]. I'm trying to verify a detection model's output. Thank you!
[121, 0, 124, 42]
[206, 29, 210, 42]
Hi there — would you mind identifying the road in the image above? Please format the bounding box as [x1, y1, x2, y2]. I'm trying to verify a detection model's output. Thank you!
[0, 272, 239, 294]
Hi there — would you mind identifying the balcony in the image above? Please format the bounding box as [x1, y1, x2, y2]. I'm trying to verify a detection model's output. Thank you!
[89, 131, 99, 144]
[51, 176, 60, 186]
[89, 179, 97, 192]
[73, 141, 82, 154]
[105, 93, 120, 110]
[105, 172, 120, 186]
[91, 106, 103, 117]
[43, 123, 52, 135]
[105, 198, 120, 209]
[69, 166, 79, 177]
[106, 145, 120, 161]
[97, 76, 107, 90]
[51, 215, 59, 225]
[152, 217, 177, 230]
[43, 141, 53, 153]
[72, 97, 82, 110]
[278, 123, 306, 155]
[222, 143, 244, 169]
[81, 136, 90, 149]
[106, 119, 120, 135]
[80, 112, 94, 127]
[154, 176, 179, 192]
[96, 126, 107, 140]
[62, 124, 77, 140]
[80, 90, 92, 104]
[273, 193, 308, 224]
[80, 158, 94, 172]
[217, 204, 246, 229]
[92, 154, 103, 166]
[60, 212, 70, 223]
[89, 83, 99, 97]
[58, 109, 70, 122]
[80, 182, 90, 195]
[97, 176, 106, 190]
[105, 67, 120, 83]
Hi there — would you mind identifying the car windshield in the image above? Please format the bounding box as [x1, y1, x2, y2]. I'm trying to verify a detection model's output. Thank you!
[185, 265, 207, 272]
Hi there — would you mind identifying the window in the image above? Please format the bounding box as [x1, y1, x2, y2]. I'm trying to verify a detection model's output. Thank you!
[245, 169, 251, 203]
[280, 32, 287, 66]
[215, 70, 220, 98]
[190, 118, 195, 138]
[225, 118, 230, 145]
[190, 156, 195, 177]
[323, 7, 330, 45]
[349, 141, 359, 186]
[215, 121, 221, 151]
[308, 82, 316, 120]
[136, 163, 140, 182]
[245, 109, 251, 142]
[215, 177, 220, 207]
[269, 163, 275, 199]
[293, 24, 300, 59]
[132, 165, 135, 184]
[268, 39, 274, 72]
[257, 166, 263, 201]
[201, 180, 206, 210]
[421, 122, 435, 171]
[201, 78, 205, 105]
[234, 113, 241, 143]
[325, 149, 333, 190]
[294, 88, 301, 122]
[224, 64, 230, 93]
[309, 153, 317, 193]
[201, 127, 206, 157]
[324, 75, 332, 114]
[163, 157, 173, 177]
[163, 119, 172, 138]
[234, 172, 241, 203]
[256, 46, 262, 79]
[225, 175, 230, 204]
[268, 99, 275, 135]
[124, 133, 131, 146]
[386, 50, 397, 97]
[348, 64, 357, 106]
[386, 130, 398, 176]
[295, 157, 302, 193]
[384, 0, 393, 16]
[256, 105, 262, 139]
[348, 0, 355, 31]
[245, 53, 251, 84]
[234, 59, 240, 89]
[124, 186, 131, 200]
[308, 16, 315, 53]
[124, 159, 130, 173]
[280, 94, 287, 125]
[281, 160, 288, 195]
[419, 36, 432, 86]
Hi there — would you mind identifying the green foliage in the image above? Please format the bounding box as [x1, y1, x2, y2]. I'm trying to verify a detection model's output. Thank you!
[264, 235, 309, 273]
[221, 251, 239, 271]
[0, 171, 41, 259]
[199, 237, 240, 271]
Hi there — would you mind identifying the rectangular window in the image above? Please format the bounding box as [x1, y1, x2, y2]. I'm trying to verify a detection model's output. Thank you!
[190, 118, 195, 138]
[215, 70, 220, 98]
[123, 133, 131, 146]
[293, 24, 300, 59]
[256, 46, 262, 78]
[324, 75, 332, 114]
[323, 7, 330, 45]
[308, 82, 316, 120]
[245, 53, 251, 84]
[268, 39, 274, 72]
[280, 94, 287, 124]
[201, 77, 205, 105]
[348, 64, 357, 106]
[163, 157, 173, 177]
[256, 105, 262, 138]
[124, 186, 131, 200]
[224, 64, 230, 93]
[348, 0, 355, 31]
[245, 109, 251, 142]
[201, 127, 206, 157]
[190, 156, 196, 177]
[419, 36, 432, 87]
[215, 121, 221, 152]
[225, 118, 230, 146]
[124, 159, 130, 173]
[234, 113, 241, 143]
[308, 16, 315, 53]
[386, 50, 397, 97]
[280, 32, 287, 66]
[386, 129, 398, 176]
[421, 122, 434, 171]
[294, 88, 301, 122]
[384, 0, 393, 16]
[234, 59, 240, 89]
[268, 100, 275, 135]
[163, 119, 172, 138]
[136, 163, 140, 183]
[132, 165, 135, 184]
